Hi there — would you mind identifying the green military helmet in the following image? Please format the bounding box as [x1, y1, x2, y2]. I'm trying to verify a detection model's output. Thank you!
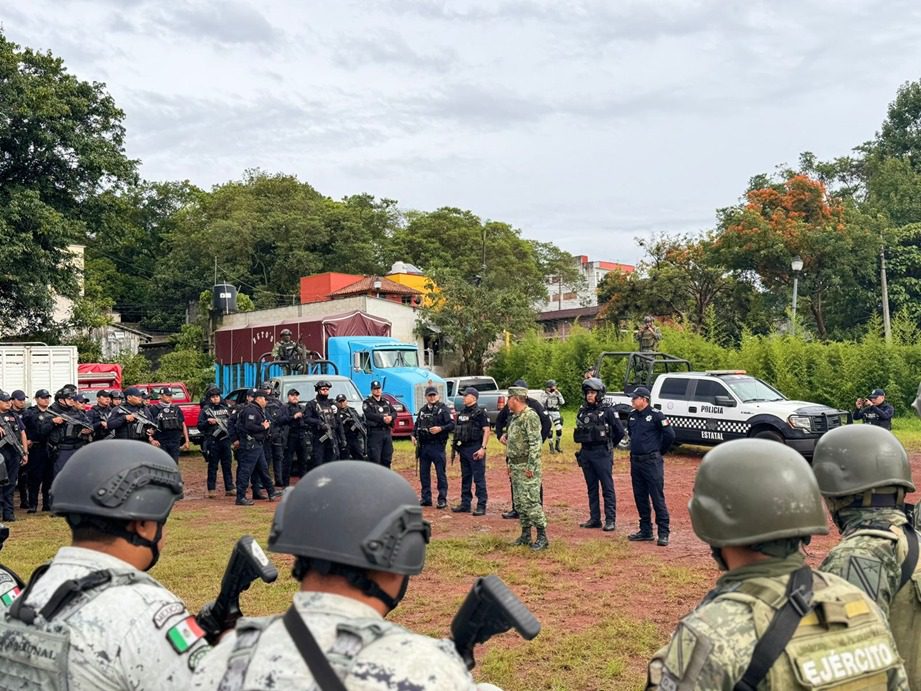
[813, 425, 914, 497]
[689, 439, 828, 547]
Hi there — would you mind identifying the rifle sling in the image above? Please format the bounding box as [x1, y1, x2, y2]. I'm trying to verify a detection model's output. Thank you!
[282, 605, 348, 691]
[733, 565, 814, 691]
[900, 524, 919, 590]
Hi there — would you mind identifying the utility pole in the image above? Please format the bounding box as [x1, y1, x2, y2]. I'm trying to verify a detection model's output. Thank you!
[880, 237, 892, 343]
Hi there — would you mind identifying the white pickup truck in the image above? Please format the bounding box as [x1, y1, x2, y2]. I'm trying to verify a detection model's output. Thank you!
[597, 352, 849, 458]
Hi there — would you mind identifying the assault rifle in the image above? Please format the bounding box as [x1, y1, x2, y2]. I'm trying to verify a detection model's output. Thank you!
[114, 405, 160, 434]
[196, 535, 278, 644]
[0, 415, 25, 458]
[203, 407, 229, 438]
[451, 574, 541, 670]
[55, 410, 94, 434]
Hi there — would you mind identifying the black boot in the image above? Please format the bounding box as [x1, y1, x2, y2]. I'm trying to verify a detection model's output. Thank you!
[513, 526, 532, 546]
[554, 438, 561, 453]
[531, 527, 549, 551]
[502, 508, 519, 519]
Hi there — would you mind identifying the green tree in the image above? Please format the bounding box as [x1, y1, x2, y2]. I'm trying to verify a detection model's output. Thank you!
[0, 33, 136, 333]
[156, 325, 213, 397]
[714, 174, 876, 338]
[417, 269, 535, 374]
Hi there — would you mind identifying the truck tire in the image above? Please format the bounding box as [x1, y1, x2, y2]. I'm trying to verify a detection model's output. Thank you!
[752, 429, 784, 444]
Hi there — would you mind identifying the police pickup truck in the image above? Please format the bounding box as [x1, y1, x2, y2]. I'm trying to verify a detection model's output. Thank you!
[598, 352, 849, 458]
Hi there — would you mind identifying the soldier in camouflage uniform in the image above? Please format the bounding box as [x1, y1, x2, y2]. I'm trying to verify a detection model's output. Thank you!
[0, 441, 210, 689]
[506, 386, 549, 551]
[191, 461, 502, 690]
[0, 522, 24, 609]
[813, 425, 921, 689]
[646, 439, 909, 690]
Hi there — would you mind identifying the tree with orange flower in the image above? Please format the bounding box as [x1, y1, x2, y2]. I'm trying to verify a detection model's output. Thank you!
[714, 173, 876, 338]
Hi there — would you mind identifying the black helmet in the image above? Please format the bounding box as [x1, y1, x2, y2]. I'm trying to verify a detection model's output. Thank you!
[206, 386, 222, 398]
[315, 380, 332, 392]
[268, 461, 430, 576]
[545, 380, 557, 389]
[51, 441, 183, 522]
[582, 377, 606, 398]
[50, 441, 183, 570]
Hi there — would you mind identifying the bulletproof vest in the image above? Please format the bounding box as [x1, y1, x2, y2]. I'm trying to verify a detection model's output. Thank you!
[25, 408, 53, 442]
[638, 326, 658, 349]
[417, 404, 446, 441]
[203, 405, 230, 439]
[338, 408, 361, 434]
[573, 405, 612, 445]
[117, 404, 151, 440]
[47, 405, 84, 445]
[454, 406, 482, 444]
[264, 399, 287, 443]
[543, 393, 563, 411]
[0, 565, 158, 691]
[216, 612, 405, 690]
[286, 403, 306, 434]
[719, 570, 903, 688]
[157, 404, 182, 431]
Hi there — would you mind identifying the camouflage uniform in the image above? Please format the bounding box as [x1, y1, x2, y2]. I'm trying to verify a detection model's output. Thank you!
[635, 323, 661, 351]
[647, 553, 909, 690]
[8, 546, 209, 688]
[820, 507, 921, 688]
[191, 591, 492, 690]
[507, 406, 546, 530]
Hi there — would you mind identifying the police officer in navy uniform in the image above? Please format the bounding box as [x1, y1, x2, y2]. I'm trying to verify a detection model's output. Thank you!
[47, 387, 93, 476]
[412, 386, 454, 508]
[198, 387, 234, 498]
[854, 388, 894, 430]
[363, 380, 396, 468]
[336, 394, 366, 460]
[303, 381, 344, 465]
[235, 389, 277, 506]
[0, 391, 27, 522]
[149, 387, 189, 463]
[22, 389, 54, 513]
[627, 386, 675, 546]
[283, 389, 311, 482]
[261, 383, 290, 486]
[87, 389, 115, 441]
[108, 387, 156, 443]
[574, 378, 624, 532]
[451, 387, 490, 515]
[10, 391, 29, 511]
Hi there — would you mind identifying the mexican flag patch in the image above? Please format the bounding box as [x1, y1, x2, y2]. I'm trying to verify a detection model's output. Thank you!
[166, 615, 205, 653]
[0, 586, 20, 606]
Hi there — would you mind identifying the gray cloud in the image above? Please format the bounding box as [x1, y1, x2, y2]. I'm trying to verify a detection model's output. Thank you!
[149, 1, 280, 46]
[332, 30, 456, 72]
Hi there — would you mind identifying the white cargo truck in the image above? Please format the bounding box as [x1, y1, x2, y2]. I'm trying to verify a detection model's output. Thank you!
[0, 343, 79, 397]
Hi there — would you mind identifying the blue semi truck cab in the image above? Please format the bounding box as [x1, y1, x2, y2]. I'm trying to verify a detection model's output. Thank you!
[326, 336, 446, 414]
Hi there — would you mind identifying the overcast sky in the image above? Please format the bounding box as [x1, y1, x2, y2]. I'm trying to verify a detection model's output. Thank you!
[4, 1, 920, 264]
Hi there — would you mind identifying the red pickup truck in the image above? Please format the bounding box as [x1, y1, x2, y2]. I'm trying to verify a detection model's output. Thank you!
[136, 382, 202, 444]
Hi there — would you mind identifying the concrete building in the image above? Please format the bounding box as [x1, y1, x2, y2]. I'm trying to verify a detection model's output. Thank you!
[540, 255, 635, 312]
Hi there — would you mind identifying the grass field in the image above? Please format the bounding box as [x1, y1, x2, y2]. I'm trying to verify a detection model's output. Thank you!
[5, 420, 921, 690]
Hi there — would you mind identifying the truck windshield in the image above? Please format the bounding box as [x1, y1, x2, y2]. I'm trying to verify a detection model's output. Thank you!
[724, 377, 785, 403]
[372, 349, 419, 368]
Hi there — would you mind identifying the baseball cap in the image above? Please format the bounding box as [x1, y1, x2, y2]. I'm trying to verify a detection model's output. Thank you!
[513, 379, 528, 388]
[97, 390, 111, 398]
[159, 387, 173, 396]
[253, 389, 268, 399]
[110, 390, 124, 398]
[869, 388, 886, 398]
[10, 390, 26, 401]
[425, 385, 438, 396]
[463, 386, 480, 399]
[507, 386, 527, 397]
[631, 387, 652, 399]
[335, 393, 348, 402]
[124, 386, 143, 397]
[287, 388, 300, 396]
[0, 391, 10, 402]
[34, 389, 51, 399]
[370, 380, 382, 390]
[74, 394, 89, 404]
